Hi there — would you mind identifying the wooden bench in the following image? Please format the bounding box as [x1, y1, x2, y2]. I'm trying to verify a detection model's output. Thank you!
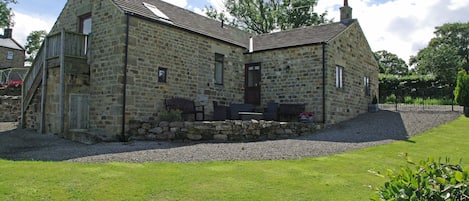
[165, 97, 204, 121]
[229, 103, 254, 120]
[278, 103, 305, 121]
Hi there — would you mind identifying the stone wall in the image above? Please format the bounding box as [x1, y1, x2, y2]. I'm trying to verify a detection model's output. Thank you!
[246, 45, 325, 122]
[125, 15, 246, 124]
[129, 119, 322, 142]
[0, 96, 21, 122]
[324, 22, 379, 124]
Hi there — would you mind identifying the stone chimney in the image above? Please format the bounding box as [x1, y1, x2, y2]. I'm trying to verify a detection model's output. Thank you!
[3, 28, 12, 38]
[340, 0, 353, 22]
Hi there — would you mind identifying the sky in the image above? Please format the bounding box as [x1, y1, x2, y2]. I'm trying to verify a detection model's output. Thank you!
[7, 0, 469, 64]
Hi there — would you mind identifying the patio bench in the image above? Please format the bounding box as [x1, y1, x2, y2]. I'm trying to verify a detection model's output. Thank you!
[278, 103, 305, 120]
[165, 97, 204, 120]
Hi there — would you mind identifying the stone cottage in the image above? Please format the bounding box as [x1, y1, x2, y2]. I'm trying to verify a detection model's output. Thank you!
[0, 28, 25, 70]
[22, 0, 379, 141]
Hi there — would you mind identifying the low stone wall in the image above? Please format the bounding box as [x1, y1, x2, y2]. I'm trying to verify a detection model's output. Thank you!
[0, 96, 21, 122]
[128, 120, 323, 142]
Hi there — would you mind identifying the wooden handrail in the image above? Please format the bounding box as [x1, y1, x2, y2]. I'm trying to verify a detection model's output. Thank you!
[22, 31, 89, 116]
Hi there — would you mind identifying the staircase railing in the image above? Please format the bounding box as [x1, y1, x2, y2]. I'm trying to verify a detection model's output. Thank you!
[21, 30, 89, 129]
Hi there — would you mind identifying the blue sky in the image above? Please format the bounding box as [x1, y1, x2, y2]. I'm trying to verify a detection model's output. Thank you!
[7, 0, 469, 63]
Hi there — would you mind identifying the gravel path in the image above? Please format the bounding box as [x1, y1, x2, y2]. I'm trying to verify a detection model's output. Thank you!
[0, 110, 462, 163]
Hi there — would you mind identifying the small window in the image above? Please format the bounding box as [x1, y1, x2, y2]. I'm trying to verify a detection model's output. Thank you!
[215, 53, 224, 85]
[7, 51, 13, 60]
[336, 66, 344, 88]
[79, 14, 92, 34]
[158, 68, 167, 83]
[364, 76, 370, 96]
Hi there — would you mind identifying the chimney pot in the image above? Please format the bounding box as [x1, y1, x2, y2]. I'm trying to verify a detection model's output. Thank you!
[3, 28, 12, 38]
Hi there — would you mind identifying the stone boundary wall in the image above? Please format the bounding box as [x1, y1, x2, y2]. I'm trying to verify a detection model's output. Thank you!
[128, 120, 323, 142]
[0, 96, 21, 122]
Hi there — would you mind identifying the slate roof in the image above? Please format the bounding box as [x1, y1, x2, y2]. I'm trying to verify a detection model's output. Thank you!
[112, 0, 353, 52]
[253, 22, 352, 52]
[0, 38, 24, 51]
[113, 0, 251, 48]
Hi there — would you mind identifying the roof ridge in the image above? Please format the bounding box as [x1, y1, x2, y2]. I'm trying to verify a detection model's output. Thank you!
[254, 21, 349, 37]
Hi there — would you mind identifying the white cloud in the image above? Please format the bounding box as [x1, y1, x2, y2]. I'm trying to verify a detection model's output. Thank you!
[317, 0, 469, 63]
[9, 11, 55, 47]
[161, 0, 188, 8]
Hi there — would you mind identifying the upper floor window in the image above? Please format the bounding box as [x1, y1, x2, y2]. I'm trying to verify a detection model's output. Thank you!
[336, 66, 344, 89]
[7, 51, 13, 60]
[79, 14, 92, 35]
[215, 53, 224, 85]
[364, 76, 371, 96]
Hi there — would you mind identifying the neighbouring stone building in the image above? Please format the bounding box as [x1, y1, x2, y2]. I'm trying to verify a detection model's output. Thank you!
[22, 0, 379, 142]
[0, 28, 25, 70]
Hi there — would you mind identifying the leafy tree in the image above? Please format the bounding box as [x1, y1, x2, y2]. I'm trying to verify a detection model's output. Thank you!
[374, 50, 409, 76]
[205, 0, 330, 34]
[0, 0, 17, 28]
[410, 22, 469, 85]
[25, 30, 47, 62]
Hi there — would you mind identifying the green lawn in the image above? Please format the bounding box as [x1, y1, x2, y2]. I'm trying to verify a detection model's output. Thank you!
[1, 116, 468, 201]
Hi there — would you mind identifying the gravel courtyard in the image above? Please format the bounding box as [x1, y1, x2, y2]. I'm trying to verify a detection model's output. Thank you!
[0, 110, 462, 163]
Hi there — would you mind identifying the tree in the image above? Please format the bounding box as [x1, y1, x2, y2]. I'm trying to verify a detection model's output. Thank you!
[374, 50, 409, 76]
[205, 0, 330, 34]
[25, 30, 47, 63]
[0, 0, 17, 28]
[410, 22, 469, 85]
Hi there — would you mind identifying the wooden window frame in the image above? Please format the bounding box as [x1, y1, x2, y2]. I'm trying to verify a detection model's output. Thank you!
[214, 53, 224, 85]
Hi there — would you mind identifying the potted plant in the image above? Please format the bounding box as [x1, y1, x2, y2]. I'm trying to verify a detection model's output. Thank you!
[454, 70, 469, 117]
[368, 95, 379, 113]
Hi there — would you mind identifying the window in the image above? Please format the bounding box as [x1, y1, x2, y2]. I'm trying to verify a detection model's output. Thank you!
[79, 14, 92, 34]
[214, 53, 224, 85]
[7, 51, 13, 60]
[336, 66, 344, 88]
[158, 68, 167, 83]
[364, 76, 370, 96]
[143, 2, 170, 21]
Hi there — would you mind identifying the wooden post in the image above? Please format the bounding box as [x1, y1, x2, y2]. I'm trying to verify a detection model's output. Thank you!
[39, 36, 48, 133]
[59, 29, 65, 133]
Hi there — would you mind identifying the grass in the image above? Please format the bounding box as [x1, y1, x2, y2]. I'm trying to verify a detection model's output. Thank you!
[0, 116, 468, 200]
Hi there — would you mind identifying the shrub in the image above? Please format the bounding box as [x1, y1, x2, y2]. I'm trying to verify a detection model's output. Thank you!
[372, 157, 469, 201]
[385, 94, 397, 104]
[404, 96, 414, 104]
[454, 70, 469, 107]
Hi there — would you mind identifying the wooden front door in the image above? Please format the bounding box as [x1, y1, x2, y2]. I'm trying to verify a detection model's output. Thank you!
[245, 63, 261, 105]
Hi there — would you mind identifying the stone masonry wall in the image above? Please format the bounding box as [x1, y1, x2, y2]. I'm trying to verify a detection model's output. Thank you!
[0, 96, 21, 122]
[246, 45, 325, 122]
[87, 0, 127, 136]
[324, 22, 379, 124]
[129, 119, 322, 142]
[125, 16, 245, 124]
[0, 47, 24, 69]
[23, 84, 41, 130]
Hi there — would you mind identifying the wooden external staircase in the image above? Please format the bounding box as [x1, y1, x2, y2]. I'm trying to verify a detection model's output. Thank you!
[22, 30, 89, 133]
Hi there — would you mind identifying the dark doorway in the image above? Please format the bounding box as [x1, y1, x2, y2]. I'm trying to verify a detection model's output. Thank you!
[245, 63, 261, 105]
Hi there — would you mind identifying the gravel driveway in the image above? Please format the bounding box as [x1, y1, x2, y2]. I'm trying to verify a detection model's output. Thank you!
[0, 110, 462, 163]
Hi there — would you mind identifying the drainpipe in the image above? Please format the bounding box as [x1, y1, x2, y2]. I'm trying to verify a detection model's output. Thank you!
[322, 42, 327, 124]
[121, 14, 130, 142]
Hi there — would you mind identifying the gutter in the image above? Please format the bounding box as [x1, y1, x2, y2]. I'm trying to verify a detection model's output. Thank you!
[322, 42, 327, 124]
[121, 14, 130, 142]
